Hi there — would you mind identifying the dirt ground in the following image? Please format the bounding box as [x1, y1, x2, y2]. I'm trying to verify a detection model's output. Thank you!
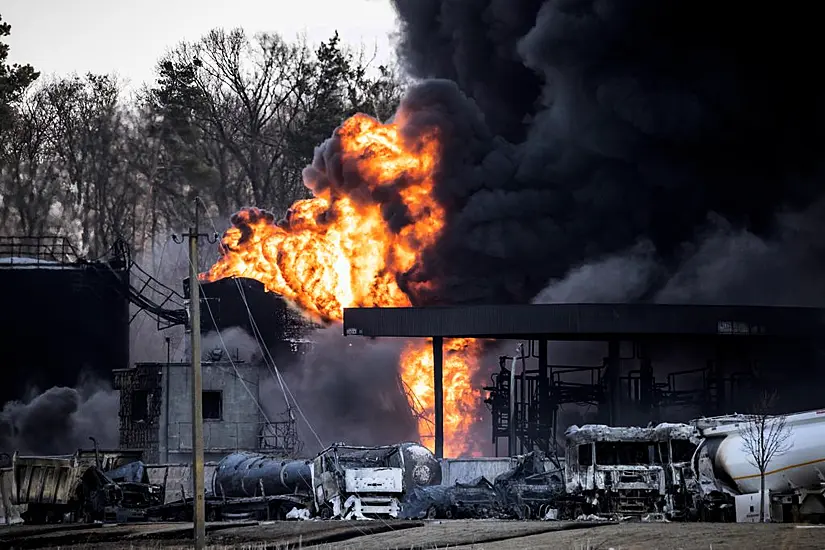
[317, 521, 825, 550]
[2, 520, 824, 550]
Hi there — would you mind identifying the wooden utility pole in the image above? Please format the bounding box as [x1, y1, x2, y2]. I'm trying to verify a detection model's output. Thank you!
[174, 200, 216, 549]
[189, 215, 205, 549]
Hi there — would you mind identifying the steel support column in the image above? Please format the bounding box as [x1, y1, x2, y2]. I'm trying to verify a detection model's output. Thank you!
[538, 339, 549, 438]
[607, 340, 621, 425]
[433, 336, 444, 459]
[639, 343, 655, 419]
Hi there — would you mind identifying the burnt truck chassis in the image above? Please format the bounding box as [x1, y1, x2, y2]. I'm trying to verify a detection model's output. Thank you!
[563, 423, 700, 520]
[2, 451, 165, 524]
[401, 452, 565, 520]
[4, 442, 445, 525]
[1, 451, 311, 525]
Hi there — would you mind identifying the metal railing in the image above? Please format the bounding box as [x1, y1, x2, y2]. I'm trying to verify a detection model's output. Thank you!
[0, 235, 82, 266]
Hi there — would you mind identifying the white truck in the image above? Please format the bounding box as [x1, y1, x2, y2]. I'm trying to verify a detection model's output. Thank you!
[311, 442, 440, 520]
[692, 408, 825, 522]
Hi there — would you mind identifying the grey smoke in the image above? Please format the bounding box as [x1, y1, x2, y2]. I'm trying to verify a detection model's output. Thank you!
[261, 326, 418, 454]
[533, 204, 825, 308]
[532, 241, 658, 304]
[0, 376, 119, 455]
[202, 327, 260, 363]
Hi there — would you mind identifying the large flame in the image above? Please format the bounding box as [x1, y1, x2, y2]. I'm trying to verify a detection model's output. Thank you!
[401, 338, 486, 458]
[201, 112, 482, 456]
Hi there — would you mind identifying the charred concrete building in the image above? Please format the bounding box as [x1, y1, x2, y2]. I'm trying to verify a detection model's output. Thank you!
[114, 274, 315, 463]
[114, 356, 299, 464]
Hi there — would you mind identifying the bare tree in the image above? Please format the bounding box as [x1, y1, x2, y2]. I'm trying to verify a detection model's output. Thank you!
[740, 391, 794, 522]
[151, 29, 317, 216]
[149, 29, 408, 222]
[0, 86, 60, 235]
[1, 24, 408, 264]
[42, 73, 150, 256]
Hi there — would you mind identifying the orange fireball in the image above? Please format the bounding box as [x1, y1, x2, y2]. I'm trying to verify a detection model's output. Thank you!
[202, 111, 483, 456]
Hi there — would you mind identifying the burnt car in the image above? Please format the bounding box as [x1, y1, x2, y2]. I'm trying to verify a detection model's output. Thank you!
[402, 476, 501, 519]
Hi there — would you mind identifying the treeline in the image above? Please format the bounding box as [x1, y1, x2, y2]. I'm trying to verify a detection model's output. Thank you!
[0, 16, 406, 265]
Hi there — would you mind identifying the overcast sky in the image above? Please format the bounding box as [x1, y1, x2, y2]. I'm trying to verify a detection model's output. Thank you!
[3, 0, 399, 90]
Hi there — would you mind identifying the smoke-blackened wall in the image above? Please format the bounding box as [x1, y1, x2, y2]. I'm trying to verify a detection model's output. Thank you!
[391, 0, 825, 306]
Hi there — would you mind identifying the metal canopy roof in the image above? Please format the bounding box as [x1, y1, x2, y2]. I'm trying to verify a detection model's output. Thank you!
[343, 303, 825, 340]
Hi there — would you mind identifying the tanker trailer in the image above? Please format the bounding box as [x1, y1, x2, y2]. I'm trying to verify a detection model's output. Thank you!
[692, 408, 825, 522]
[213, 443, 441, 520]
[213, 452, 313, 499]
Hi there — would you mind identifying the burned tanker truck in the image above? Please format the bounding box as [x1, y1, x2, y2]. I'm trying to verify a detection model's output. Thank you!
[214, 442, 442, 520]
[692, 408, 825, 523]
[2, 442, 442, 524]
[562, 408, 825, 522]
[563, 423, 700, 519]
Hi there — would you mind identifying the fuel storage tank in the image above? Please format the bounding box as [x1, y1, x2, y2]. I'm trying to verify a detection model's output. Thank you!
[183, 277, 318, 367]
[696, 408, 825, 494]
[0, 237, 130, 407]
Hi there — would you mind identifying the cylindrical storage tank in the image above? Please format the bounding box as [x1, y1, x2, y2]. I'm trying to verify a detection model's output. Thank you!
[400, 442, 442, 488]
[184, 277, 317, 369]
[213, 452, 312, 498]
[0, 248, 130, 410]
[703, 409, 825, 493]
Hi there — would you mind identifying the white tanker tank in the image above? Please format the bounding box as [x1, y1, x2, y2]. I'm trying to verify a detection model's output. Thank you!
[692, 408, 825, 521]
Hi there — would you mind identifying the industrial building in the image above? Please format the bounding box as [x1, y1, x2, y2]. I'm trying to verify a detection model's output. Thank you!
[343, 303, 825, 458]
[113, 356, 299, 464]
[0, 235, 313, 465]
[111, 275, 316, 464]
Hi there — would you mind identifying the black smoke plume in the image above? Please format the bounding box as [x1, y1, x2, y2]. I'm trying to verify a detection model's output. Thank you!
[0, 377, 119, 455]
[391, 0, 825, 305]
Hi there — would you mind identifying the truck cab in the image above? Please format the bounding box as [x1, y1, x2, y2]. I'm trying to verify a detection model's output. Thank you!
[565, 423, 699, 519]
[311, 443, 405, 519]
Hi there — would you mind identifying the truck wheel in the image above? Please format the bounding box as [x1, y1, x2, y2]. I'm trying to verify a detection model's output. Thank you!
[426, 506, 437, 519]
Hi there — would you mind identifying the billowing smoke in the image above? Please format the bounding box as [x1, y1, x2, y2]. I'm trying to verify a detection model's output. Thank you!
[390, 0, 825, 305]
[0, 376, 119, 455]
[533, 201, 825, 307]
[202, 327, 260, 363]
[209, 1, 825, 447]
[261, 326, 418, 454]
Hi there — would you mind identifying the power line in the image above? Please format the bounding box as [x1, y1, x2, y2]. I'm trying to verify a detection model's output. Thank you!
[193, 197, 323, 450]
[186, 253, 273, 425]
